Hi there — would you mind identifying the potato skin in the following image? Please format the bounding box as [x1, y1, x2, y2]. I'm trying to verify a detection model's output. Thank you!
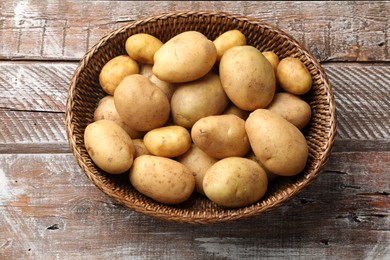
[219, 45, 275, 111]
[84, 120, 134, 174]
[132, 139, 151, 158]
[99, 55, 139, 95]
[245, 109, 308, 176]
[191, 114, 250, 159]
[139, 64, 175, 100]
[203, 157, 268, 208]
[125, 33, 163, 64]
[129, 155, 195, 204]
[213, 29, 246, 62]
[266, 92, 312, 129]
[276, 57, 312, 95]
[262, 51, 280, 74]
[114, 74, 170, 132]
[223, 103, 250, 120]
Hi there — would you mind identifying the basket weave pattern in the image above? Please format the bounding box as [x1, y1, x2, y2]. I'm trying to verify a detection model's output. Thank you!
[65, 11, 336, 224]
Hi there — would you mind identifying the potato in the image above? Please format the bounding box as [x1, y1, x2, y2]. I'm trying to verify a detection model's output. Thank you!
[99, 55, 139, 95]
[203, 157, 268, 208]
[177, 144, 218, 195]
[245, 109, 309, 176]
[266, 92, 312, 129]
[213, 29, 246, 62]
[84, 120, 134, 174]
[219, 45, 275, 111]
[276, 57, 312, 95]
[129, 155, 195, 204]
[191, 114, 250, 159]
[143, 126, 191, 158]
[262, 51, 279, 74]
[114, 74, 170, 132]
[125, 33, 163, 64]
[139, 64, 175, 100]
[171, 73, 229, 128]
[246, 151, 278, 181]
[93, 96, 144, 139]
[153, 31, 217, 83]
[132, 139, 151, 158]
[223, 103, 250, 120]
[139, 64, 154, 78]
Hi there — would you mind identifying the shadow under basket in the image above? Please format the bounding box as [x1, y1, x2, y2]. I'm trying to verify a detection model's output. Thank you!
[65, 11, 336, 224]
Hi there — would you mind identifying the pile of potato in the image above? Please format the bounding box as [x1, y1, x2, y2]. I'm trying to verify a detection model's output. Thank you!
[84, 29, 313, 208]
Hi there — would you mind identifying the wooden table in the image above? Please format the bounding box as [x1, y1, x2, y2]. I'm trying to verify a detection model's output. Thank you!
[1, 1, 389, 259]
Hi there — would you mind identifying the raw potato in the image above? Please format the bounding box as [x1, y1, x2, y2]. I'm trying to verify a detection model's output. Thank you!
[177, 144, 218, 195]
[246, 151, 278, 181]
[93, 96, 144, 139]
[191, 114, 250, 159]
[153, 31, 217, 83]
[84, 120, 134, 174]
[129, 155, 195, 204]
[99, 55, 139, 95]
[213, 29, 246, 62]
[223, 103, 250, 120]
[125, 33, 163, 64]
[114, 74, 170, 132]
[219, 45, 276, 111]
[139, 64, 154, 78]
[245, 109, 309, 176]
[203, 157, 268, 208]
[171, 73, 229, 128]
[132, 139, 151, 158]
[266, 92, 312, 129]
[276, 57, 312, 95]
[143, 126, 191, 158]
[262, 51, 280, 74]
[139, 64, 176, 100]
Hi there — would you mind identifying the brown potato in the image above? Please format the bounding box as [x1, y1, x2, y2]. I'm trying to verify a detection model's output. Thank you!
[223, 103, 250, 120]
[213, 29, 246, 62]
[132, 139, 151, 158]
[125, 33, 163, 64]
[246, 150, 279, 181]
[276, 57, 312, 95]
[262, 51, 280, 74]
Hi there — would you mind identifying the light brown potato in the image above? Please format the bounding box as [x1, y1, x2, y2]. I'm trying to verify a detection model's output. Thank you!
[138, 63, 154, 78]
[203, 157, 268, 208]
[191, 114, 250, 159]
[223, 103, 250, 120]
[177, 144, 218, 195]
[139, 64, 176, 100]
[213, 29, 246, 62]
[143, 126, 191, 158]
[93, 96, 144, 139]
[171, 73, 229, 128]
[246, 150, 278, 181]
[153, 31, 217, 83]
[125, 33, 163, 64]
[99, 55, 139, 95]
[245, 109, 309, 176]
[129, 155, 195, 204]
[266, 92, 312, 129]
[276, 57, 312, 95]
[84, 120, 134, 174]
[262, 51, 280, 74]
[219, 45, 275, 111]
[114, 74, 170, 132]
[132, 139, 151, 158]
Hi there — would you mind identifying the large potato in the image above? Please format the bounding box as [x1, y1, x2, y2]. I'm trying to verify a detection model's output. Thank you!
[114, 74, 170, 132]
[266, 92, 312, 129]
[276, 57, 312, 95]
[213, 29, 246, 62]
[84, 120, 134, 174]
[143, 126, 191, 158]
[203, 157, 268, 208]
[125, 33, 163, 64]
[99, 55, 139, 95]
[129, 155, 195, 204]
[153, 31, 217, 83]
[245, 109, 309, 176]
[171, 73, 228, 128]
[93, 96, 144, 139]
[177, 144, 218, 195]
[219, 45, 275, 111]
[191, 114, 250, 159]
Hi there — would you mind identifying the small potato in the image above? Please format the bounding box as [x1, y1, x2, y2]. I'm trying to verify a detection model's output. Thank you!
[191, 115, 250, 159]
[177, 144, 218, 195]
[125, 33, 163, 64]
[213, 29, 246, 62]
[114, 74, 170, 132]
[262, 51, 280, 74]
[93, 96, 144, 139]
[129, 155, 195, 204]
[143, 126, 191, 158]
[266, 92, 312, 129]
[153, 31, 217, 83]
[84, 120, 134, 174]
[132, 139, 151, 158]
[203, 157, 268, 208]
[276, 57, 312, 95]
[99, 55, 139, 95]
[223, 103, 250, 120]
[245, 109, 309, 176]
[139, 63, 154, 78]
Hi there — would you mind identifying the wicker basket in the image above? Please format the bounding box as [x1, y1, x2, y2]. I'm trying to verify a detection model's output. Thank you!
[65, 11, 336, 224]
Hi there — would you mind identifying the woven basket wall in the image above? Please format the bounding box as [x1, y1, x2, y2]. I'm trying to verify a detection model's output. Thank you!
[65, 11, 336, 224]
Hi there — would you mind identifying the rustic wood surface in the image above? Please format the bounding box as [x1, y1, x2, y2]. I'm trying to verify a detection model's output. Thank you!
[0, 1, 389, 259]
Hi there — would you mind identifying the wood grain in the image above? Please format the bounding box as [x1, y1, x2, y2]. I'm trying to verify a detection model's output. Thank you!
[0, 1, 389, 62]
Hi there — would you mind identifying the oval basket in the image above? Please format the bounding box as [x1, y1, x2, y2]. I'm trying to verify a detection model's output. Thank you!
[65, 11, 336, 224]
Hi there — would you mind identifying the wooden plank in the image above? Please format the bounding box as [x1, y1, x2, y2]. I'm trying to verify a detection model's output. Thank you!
[0, 1, 389, 61]
[0, 152, 389, 258]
